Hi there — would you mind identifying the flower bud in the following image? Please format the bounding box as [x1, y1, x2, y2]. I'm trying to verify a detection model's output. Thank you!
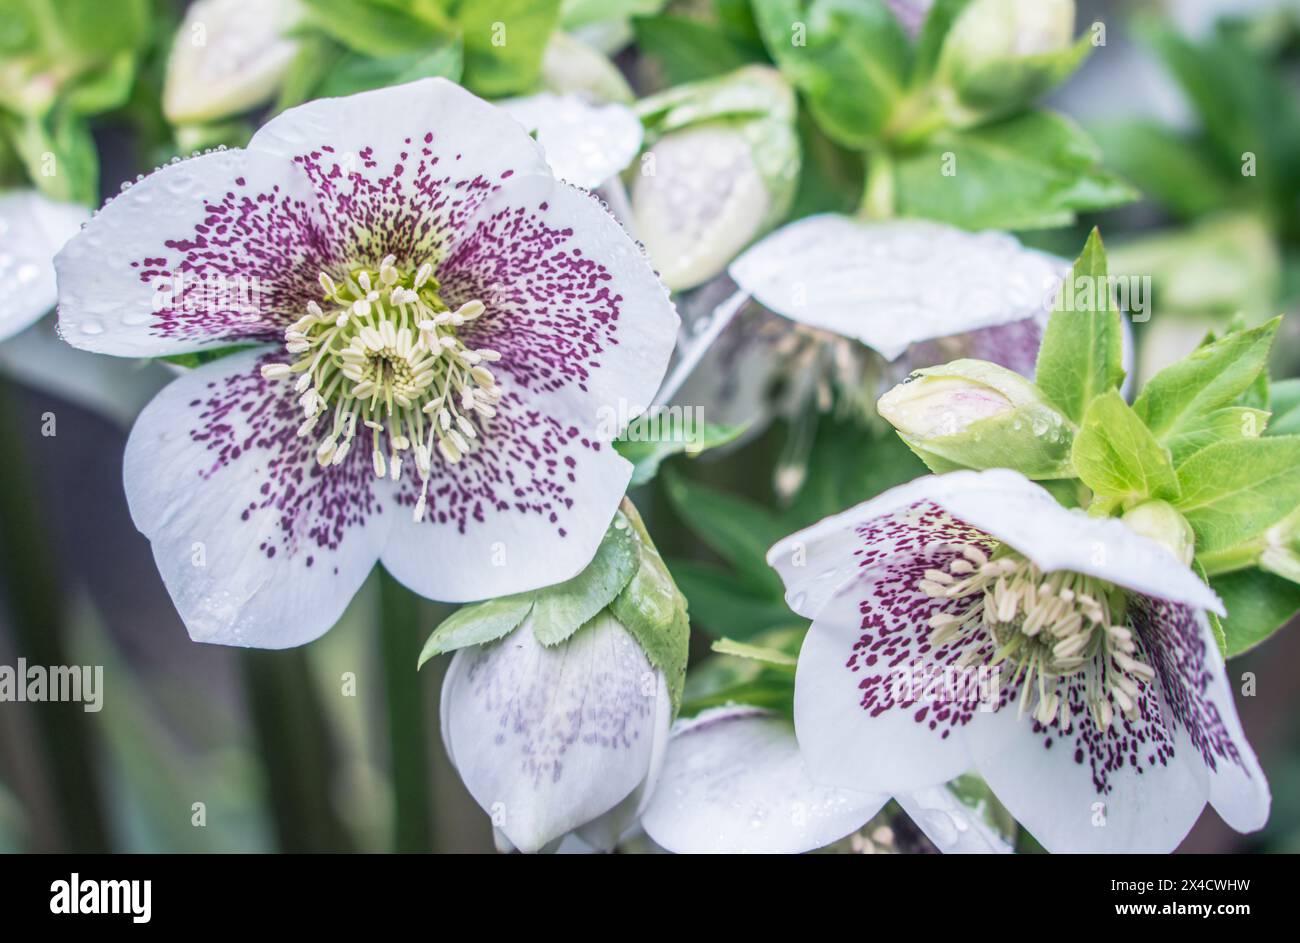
[163, 0, 302, 125]
[935, 0, 1080, 126]
[1122, 500, 1195, 566]
[539, 31, 634, 104]
[878, 359, 1074, 478]
[632, 67, 798, 291]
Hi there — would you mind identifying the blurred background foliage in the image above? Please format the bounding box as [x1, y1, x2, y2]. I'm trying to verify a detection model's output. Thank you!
[2, 0, 1300, 853]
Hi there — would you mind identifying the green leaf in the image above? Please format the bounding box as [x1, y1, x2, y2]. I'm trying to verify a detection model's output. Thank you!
[530, 513, 639, 646]
[754, 0, 910, 149]
[1034, 228, 1125, 424]
[893, 110, 1136, 231]
[1212, 568, 1300, 657]
[452, 0, 562, 97]
[1134, 317, 1279, 445]
[315, 41, 463, 98]
[667, 559, 797, 640]
[632, 14, 759, 86]
[1092, 120, 1232, 220]
[1165, 407, 1269, 467]
[710, 637, 797, 670]
[161, 344, 256, 369]
[662, 469, 787, 596]
[299, 0, 450, 58]
[4, 105, 98, 204]
[1176, 436, 1300, 555]
[273, 34, 345, 112]
[1267, 379, 1300, 437]
[63, 50, 138, 116]
[1071, 390, 1179, 504]
[417, 593, 534, 666]
[615, 421, 746, 488]
[788, 418, 927, 526]
[610, 500, 690, 709]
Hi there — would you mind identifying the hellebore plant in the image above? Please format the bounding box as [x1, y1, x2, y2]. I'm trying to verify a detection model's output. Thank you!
[761, 231, 1300, 852]
[423, 501, 688, 853]
[54, 78, 678, 647]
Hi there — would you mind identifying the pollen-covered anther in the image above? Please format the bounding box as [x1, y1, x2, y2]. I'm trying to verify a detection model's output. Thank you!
[922, 545, 1152, 732]
[263, 258, 500, 495]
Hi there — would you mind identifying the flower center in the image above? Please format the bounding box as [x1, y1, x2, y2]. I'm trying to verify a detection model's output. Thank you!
[921, 545, 1154, 732]
[261, 255, 503, 522]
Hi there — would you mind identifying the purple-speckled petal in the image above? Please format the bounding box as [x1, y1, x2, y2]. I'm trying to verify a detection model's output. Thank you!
[381, 173, 678, 602]
[641, 706, 886, 854]
[249, 77, 549, 267]
[440, 612, 671, 854]
[1134, 598, 1270, 833]
[57, 148, 328, 356]
[123, 348, 392, 646]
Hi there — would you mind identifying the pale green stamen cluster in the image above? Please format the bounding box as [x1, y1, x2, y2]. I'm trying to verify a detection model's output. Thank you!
[922, 545, 1154, 732]
[260, 255, 503, 522]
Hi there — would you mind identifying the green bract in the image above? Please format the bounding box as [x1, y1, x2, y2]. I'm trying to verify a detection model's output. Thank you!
[418, 501, 690, 710]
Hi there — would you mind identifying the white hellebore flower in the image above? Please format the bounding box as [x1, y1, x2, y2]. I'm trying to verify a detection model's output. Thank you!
[668, 217, 1065, 436]
[54, 79, 678, 647]
[499, 94, 643, 190]
[442, 610, 672, 854]
[641, 705, 1013, 854]
[767, 469, 1270, 853]
[163, 0, 303, 125]
[0, 190, 89, 343]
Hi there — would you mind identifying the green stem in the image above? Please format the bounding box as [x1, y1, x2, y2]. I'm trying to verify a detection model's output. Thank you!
[379, 569, 433, 852]
[859, 149, 896, 221]
[242, 648, 354, 852]
[0, 378, 111, 851]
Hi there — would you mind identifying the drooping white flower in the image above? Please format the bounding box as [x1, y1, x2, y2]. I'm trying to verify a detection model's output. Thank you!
[767, 469, 1270, 853]
[441, 610, 672, 854]
[667, 217, 1064, 438]
[163, 0, 303, 125]
[639, 705, 1013, 854]
[55, 79, 678, 647]
[499, 93, 643, 190]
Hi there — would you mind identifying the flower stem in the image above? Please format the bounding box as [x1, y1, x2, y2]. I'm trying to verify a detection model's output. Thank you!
[1198, 541, 1265, 578]
[859, 149, 896, 221]
[242, 648, 355, 851]
[378, 569, 433, 852]
[0, 378, 110, 851]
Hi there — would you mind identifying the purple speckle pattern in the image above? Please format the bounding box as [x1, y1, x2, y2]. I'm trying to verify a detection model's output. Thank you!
[153, 133, 633, 562]
[188, 352, 381, 564]
[839, 500, 1255, 796]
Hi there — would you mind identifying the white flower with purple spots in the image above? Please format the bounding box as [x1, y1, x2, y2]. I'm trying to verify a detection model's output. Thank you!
[54, 78, 678, 647]
[768, 469, 1270, 853]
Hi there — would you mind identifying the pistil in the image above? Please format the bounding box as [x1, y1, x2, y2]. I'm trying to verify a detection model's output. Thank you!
[260, 255, 504, 521]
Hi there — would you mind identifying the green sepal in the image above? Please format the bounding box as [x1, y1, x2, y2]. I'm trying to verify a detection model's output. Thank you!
[1072, 390, 1180, 506]
[417, 592, 535, 668]
[610, 500, 690, 711]
[1034, 228, 1125, 424]
[940, 34, 1093, 127]
[529, 512, 639, 646]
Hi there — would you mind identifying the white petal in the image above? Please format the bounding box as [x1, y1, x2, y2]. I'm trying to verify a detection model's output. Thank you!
[499, 93, 642, 190]
[768, 469, 1223, 620]
[896, 785, 1014, 854]
[793, 578, 982, 793]
[163, 0, 301, 124]
[641, 706, 886, 854]
[382, 174, 677, 602]
[0, 316, 169, 428]
[248, 77, 550, 265]
[440, 613, 667, 853]
[633, 124, 770, 291]
[729, 216, 1066, 361]
[966, 666, 1211, 853]
[123, 348, 390, 646]
[1133, 599, 1270, 834]
[0, 191, 88, 342]
[55, 147, 326, 357]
